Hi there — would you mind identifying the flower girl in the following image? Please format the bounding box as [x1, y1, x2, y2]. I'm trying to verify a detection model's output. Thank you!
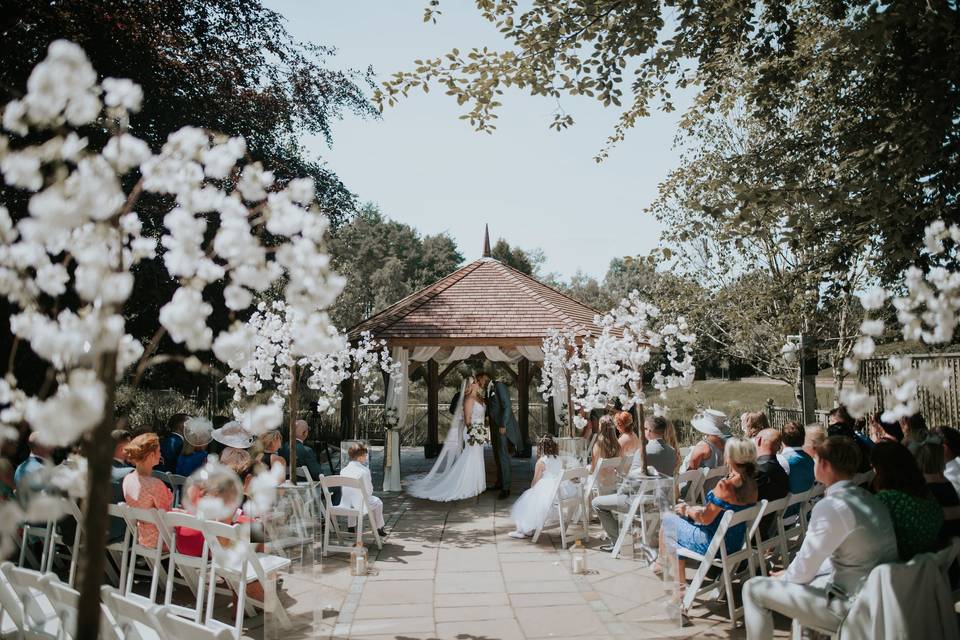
[508, 435, 569, 538]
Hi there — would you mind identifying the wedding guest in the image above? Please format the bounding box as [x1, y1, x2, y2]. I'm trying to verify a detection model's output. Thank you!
[510, 436, 570, 539]
[668, 437, 758, 588]
[743, 436, 898, 639]
[642, 416, 678, 477]
[109, 429, 134, 544]
[871, 441, 942, 559]
[916, 435, 960, 542]
[252, 430, 286, 473]
[828, 406, 872, 472]
[220, 447, 255, 495]
[593, 416, 676, 550]
[779, 422, 815, 516]
[591, 416, 621, 471]
[176, 417, 213, 477]
[279, 419, 325, 480]
[755, 428, 789, 533]
[159, 413, 188, 473]
[340, 443, 386, 537]
[940, 426, 960, 497]
[867, 411, 903, 443]
[679, 409, 730, 494]
[122, 433, 174, 549]
[14, 433, 52, 506]
[741, 411, 770, 438]
[901, 413, 929, 455]
[615, 411, 639, 457]
[802, 423, 826, 459]
[0, 460, 15, 503]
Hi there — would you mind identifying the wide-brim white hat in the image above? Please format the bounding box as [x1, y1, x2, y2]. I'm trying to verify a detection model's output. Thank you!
[212, 421, 254, 449]
[690, 409, 731, 437]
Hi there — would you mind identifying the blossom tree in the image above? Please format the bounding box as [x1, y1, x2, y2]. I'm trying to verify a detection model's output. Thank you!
[840, 219, 960, 421]
[223, 299, 396, 479]
[0, 41, 343, 639]
[541, 290, 696, 470]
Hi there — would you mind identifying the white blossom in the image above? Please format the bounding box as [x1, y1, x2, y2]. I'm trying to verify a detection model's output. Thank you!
[26, 369, 104, 446]
[857, 286, 889, 311]
[101, 78, 143, 113]
[159, 287, 212, 351]
[102, 133, 151, 173]
[240, 402, 283, 436]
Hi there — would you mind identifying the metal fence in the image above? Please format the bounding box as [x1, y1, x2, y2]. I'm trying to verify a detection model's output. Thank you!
[763, 401, 830, 431]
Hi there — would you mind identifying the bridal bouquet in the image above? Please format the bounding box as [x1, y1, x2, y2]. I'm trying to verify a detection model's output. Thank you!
[465, 421, 488, 446]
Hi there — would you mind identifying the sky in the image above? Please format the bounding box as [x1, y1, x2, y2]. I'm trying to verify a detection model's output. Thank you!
[265, 1, 688, 280]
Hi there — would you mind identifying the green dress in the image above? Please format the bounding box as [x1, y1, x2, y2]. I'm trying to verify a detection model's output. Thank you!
[876, 489, 943, 560]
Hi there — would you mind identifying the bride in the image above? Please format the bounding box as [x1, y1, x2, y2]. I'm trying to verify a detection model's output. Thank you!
[407, 373, 489, 502]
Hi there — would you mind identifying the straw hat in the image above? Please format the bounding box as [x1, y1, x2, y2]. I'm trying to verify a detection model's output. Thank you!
[211, 421, 254, 449]
[183, 417, 213, 447]
[690, 409, 731, 437]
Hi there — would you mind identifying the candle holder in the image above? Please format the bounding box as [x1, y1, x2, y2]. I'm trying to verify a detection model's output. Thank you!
[571, 539, 588, 574]
[350, 541, 368, 576]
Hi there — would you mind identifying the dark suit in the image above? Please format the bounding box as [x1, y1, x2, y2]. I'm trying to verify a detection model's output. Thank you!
[280, 439, 339, 503]
[487, 381, 522, 491]
[756, 454, 790, 535]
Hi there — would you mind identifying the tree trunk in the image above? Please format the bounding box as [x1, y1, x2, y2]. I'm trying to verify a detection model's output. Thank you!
[289, 363, 298, 484]
[75, 350, 118, 640]
[634, 402, 648, 474]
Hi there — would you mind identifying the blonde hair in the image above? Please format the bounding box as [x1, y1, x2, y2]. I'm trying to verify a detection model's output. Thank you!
[741, 411, 770, 438]
[725, 436, 758, 471]
[220, 447, 252, 475]
[251, 430, 280, 460]
[124, 433, 160, 464]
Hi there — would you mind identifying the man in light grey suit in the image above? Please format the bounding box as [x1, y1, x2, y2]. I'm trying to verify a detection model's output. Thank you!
[486, 373, 522, 499]
[742, 436, 898, 639]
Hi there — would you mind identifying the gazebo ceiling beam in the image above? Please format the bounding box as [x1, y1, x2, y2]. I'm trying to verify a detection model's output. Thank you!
[381, 337, 550, 348]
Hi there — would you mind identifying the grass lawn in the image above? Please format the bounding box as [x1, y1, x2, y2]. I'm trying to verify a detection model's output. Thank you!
[652, 379, 828, 445]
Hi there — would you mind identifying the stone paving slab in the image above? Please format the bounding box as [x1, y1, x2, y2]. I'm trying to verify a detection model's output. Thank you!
[174, 446, 792, 639]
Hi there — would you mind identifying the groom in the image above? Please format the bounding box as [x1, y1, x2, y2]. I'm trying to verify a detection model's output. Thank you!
[486, 373, 522, 499]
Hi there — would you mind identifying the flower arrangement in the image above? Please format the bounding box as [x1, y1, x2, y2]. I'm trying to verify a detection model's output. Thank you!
[465, 420, 488, 446]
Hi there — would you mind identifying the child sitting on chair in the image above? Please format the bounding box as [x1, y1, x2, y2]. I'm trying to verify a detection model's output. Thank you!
[509, 435, 571, 539]
[340, 443, 387, 537]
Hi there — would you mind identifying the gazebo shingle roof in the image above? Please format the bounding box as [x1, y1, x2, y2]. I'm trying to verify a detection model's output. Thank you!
[347, 258, 605, 346]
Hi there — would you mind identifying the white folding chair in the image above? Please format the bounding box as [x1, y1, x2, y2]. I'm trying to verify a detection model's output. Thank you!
[676, 468, 704, 504]
[584, 457, 622, 500]
[532, 467, 590, 549]
[161, 511, 209, 622]
[295, 465, 326, 523]
[156, 608, 234, 640]
[168, 475, 187, 509]
[120, 507, 169, 603]
[781, 489, 811, 557]
[18, 515, 59, 574]
[699, 465, 729, 503]
[585, 433, 599, 465]
[200, 520, 292, 639]
[320, 476, 380, 556]
[102, 585, 164, 640]
[752, 496, 791, 575]
[679, 501, 766, 627]
[0, 562, 61, 640]
[107, 503, 132, 592]
[610, 474, 665, 560]
[851, 469, 875, 489]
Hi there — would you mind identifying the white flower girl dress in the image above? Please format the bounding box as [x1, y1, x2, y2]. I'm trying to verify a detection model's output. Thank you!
[509, 454, 569, 537]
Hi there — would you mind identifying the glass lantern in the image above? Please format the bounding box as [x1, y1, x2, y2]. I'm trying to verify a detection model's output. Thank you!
[571, 539, 587, 574]
[350, 542, 368, 576]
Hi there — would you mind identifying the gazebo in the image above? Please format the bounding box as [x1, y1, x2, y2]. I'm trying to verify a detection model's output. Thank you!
[345, 229, 607, 491]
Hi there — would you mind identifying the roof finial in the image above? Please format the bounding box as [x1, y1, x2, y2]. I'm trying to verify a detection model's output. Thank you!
[482, 224, 491, 258]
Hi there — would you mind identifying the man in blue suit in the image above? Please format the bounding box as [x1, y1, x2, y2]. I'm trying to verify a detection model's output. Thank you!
[486, 373, 522, 499]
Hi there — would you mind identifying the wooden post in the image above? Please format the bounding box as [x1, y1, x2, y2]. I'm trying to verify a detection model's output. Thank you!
[289, 363, 298, 485]
[518, 358, 530, 457]
[546, 396, 558, 436]
[634, 401, 647, 474]
[426, 359, 440, 458]
[339, 376, 353, 441]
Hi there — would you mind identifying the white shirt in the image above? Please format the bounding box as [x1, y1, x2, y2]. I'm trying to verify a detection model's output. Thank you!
[339, 460, 373, 511]
[945, 459, 960, 498]
[785, 480, 851, 584]
[777, 448, 793, 476]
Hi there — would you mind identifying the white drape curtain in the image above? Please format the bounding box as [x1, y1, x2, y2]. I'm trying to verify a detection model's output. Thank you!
[382, 346, 408, 492]
[408, 345, 545, 364]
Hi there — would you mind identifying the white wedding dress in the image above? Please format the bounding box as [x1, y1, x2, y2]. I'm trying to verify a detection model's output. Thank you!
[407, 381, 487, 502]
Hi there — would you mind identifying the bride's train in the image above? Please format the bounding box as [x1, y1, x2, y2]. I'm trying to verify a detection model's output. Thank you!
[407, 378, 487, 502]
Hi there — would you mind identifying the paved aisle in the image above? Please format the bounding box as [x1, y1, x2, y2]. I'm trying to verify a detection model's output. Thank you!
[267, 447, 782, 639]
